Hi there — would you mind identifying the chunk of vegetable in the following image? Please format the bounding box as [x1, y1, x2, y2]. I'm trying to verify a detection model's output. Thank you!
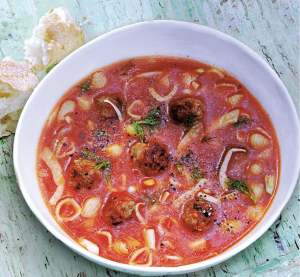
[91, 71, 107, 89]
[104, 144, 122, 157]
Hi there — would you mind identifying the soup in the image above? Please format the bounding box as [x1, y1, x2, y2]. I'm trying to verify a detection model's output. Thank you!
[37, 57, 279, 266]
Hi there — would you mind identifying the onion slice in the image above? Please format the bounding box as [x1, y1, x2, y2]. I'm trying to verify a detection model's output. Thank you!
[129, 247, 152, 266]
[135, 203, 146, 224]
[174, 178, 211, 207]
[55, 137, 76, 158]
[79, 238, 99, 255]
[197, 192, 220, 204]
[127, 100, 146, 121]
[219, 148, 246, 190]
[55, 198, 81, 222]
[149, 82, 178, 102]
[103, 99, 123, 122]
[41, 147, 65, 205]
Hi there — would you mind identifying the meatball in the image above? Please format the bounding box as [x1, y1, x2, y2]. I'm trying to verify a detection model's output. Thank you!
[130, 142, 169, 176]
[169, 97, 204, 126]
[181, 198, 215, 232]
[70, 157, 102, 189]
[95, 96, 121, 120]
[102, 192, 135, 225]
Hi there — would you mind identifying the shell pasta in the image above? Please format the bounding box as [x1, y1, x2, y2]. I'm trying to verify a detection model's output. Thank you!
[37, 57, 279, 266]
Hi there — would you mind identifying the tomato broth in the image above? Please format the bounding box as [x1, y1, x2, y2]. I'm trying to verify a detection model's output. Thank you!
[37, 57, 280, 266]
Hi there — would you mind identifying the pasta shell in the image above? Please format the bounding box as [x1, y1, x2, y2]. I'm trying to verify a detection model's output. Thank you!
[188, 238, 206, 250]
[78, 96, 92, 110]
[55, 198, 81, 222]
[208, 68, 224, 78]
[250, 163, 263, 175]
[249, 183, 264, 200]
[113, 241, 129, 254]
[250, 133, 270, 148]
[227, 94, 244, 105]
[79, 238, 99, 255]
[246, 205, 264, 221]
[58, 100, 76, 121]
[258, 149, 271, 158]
[82, 197, 101, 217]
[265, 174, 276, 194]
[214, 83, 238, 93]
[221, 220, 243, 232]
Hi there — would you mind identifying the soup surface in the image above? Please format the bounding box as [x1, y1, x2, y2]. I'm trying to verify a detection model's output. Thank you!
[37, 57, 279, 266]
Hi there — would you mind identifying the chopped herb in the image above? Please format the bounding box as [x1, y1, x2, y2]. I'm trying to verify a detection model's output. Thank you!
[185, 114, 196, 128]
[81, 151, 101, 162]
[132, 107, 161, 142]
[175, 161, 182, 173]
[94, 161, 110, 170]
[46, 63, 58, 74]
[192, 166, 203, 181]
[105, 173, 112, 188]
[77, 172, 92, 184]
[226, 178, 257, 203]
[137, 107, 161, 126]
[142, 191, 159, 205]
[202, 134, 216, 142]
[232, 118, 252, 128]
[132, 121, 145, 142]
[95, 129, 109, 136]
[79, 79, 91, 94]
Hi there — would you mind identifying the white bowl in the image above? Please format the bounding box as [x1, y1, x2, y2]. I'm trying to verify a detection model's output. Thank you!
[14, 21, 299, 276]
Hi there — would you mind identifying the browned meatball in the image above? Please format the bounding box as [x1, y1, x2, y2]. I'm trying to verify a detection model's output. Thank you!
[70, 157, 102, 189]
[181, 198, 215, 232]
[102, 192, 135, 225]
[130, 142, 169, 176]
[95, 96, 121, 120]
[169, 97, 204, 126]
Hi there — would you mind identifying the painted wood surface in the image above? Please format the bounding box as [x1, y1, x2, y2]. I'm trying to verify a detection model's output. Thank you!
[0, 0, 299, 276]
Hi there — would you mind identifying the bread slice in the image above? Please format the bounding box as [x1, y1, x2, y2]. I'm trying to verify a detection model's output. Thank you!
[0, 60, 39, 137]
[24, 7, 85, 71]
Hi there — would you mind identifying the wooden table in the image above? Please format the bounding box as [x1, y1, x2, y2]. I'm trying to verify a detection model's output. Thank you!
[0, 1, 299, 276]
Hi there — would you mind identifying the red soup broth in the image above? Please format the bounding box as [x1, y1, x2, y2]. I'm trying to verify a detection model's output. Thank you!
[37, 57, 280, 266]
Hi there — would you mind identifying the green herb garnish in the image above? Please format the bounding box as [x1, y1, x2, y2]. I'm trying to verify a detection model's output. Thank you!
[142, 191, 159, 205]
[46, 63, 58, 74]
[105, 172, 113, 188]
[175, 161, 182, 173]
[226, 178, 257, 203]
[232, 118, 252, 128]
[202, 134, 216, 142]
[77, 172, 92, 184]
[81, 151, 101, 162]
[191, 166, 203, 181]
[94, 161, 110, 170]
[132, 107, 161, 142]
[79, 79, 91, 94]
